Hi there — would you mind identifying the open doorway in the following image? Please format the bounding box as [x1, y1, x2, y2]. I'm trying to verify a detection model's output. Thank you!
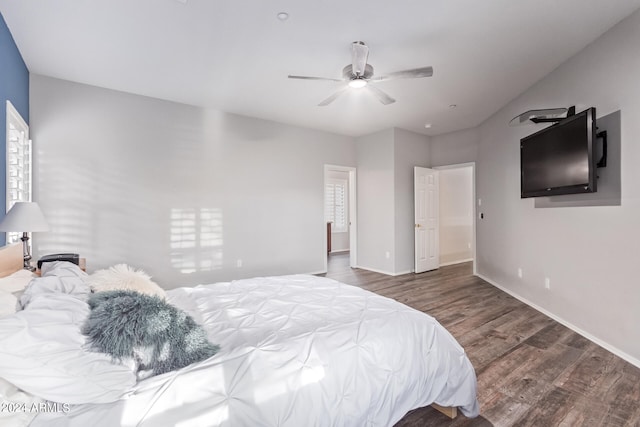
[324, 165, 356, 273]
[434, 163, 476, 274]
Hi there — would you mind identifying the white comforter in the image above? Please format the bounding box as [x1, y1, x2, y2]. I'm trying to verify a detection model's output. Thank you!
[33, 274, 478, 426]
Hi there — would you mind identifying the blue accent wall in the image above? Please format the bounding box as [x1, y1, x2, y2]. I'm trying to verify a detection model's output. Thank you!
[0, 12, 29, 239]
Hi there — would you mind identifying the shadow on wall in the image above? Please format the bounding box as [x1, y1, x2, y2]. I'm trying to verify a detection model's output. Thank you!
[534, 110, 621, 208]
[170, 207, 223, 274]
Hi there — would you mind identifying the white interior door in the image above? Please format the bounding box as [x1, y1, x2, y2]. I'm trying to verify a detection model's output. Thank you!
[414, 167, 440, 273]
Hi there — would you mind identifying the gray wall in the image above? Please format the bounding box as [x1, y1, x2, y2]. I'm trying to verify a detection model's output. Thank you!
[393, 128, 430, 274]
[475, 9, 640, 365]
[30, 75, 356, 287]
[355, 128, 430, 275]
[430, 127, 478, 167]
[355, 129, 395, 274]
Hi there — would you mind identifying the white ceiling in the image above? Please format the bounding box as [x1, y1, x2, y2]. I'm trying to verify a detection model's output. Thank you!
[2, 0, 639, 137]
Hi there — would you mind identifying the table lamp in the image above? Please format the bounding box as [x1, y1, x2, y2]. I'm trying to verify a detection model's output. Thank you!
[0, 202, 50, 271]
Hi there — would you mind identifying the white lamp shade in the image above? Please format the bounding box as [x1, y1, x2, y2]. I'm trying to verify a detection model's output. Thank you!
[0, 202, 50, 232]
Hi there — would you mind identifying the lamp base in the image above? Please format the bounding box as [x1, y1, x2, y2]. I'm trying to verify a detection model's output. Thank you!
[23, 259, 36, 272]
[21, 232, 35, 271]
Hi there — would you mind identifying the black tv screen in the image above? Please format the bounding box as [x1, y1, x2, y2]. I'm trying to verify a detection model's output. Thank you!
[520, 107, 596, 198]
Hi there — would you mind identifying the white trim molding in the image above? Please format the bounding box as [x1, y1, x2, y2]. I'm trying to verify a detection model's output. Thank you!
[440, 258, 474, 267]
[356, 265, 412, 277]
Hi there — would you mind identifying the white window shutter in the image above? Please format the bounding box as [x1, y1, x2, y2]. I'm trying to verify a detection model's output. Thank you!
[5, 102, 32, 244]
[325, 179, 348, 233]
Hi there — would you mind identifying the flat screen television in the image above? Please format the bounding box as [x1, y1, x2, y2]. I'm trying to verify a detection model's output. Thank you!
[520, 107, 597, 198]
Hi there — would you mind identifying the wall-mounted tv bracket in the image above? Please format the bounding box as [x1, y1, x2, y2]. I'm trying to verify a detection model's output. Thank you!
[530, 106, 576, 124]
[509, 106, 575, 126]
[596, 129, 607, 168]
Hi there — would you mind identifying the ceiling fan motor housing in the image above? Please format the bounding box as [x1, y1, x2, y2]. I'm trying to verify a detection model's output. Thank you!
[343, 64, 374, 79]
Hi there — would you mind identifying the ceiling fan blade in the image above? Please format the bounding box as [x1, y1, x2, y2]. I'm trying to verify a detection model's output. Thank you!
[372, 66, 434, 82]
[318, 87, 349, 106]
[351, 41, 369, 76]
[365, 85, 396, 105]
[288, 75, 342, 82]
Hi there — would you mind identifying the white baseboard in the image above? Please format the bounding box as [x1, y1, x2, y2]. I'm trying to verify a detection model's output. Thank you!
[355, 265, 411, 277]
[476, 273, 640, 369]
[311, 266, 409, 276]
[440, 258, 474, 267]
[393, 270, 412, 276]
[329, 249, 350, 254]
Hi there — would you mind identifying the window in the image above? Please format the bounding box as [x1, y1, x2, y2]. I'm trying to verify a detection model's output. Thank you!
[325, 178, 348, 232]
[5, 101, 31, 244]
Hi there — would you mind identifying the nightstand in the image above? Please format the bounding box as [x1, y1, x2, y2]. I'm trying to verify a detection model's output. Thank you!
[34, 258, 86, 276]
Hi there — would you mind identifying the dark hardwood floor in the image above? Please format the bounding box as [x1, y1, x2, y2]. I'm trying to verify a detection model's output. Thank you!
[322, 253, 640, 427]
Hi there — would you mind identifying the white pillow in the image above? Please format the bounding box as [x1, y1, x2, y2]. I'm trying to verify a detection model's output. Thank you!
[19, 262, 90, 310]
[0, 290, 18, 317]
[87, 264, 165, 298]
[0, 292, 136, 404]
[0, 269, 35, 293]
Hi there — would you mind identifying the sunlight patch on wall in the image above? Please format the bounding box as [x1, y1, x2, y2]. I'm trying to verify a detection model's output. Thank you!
[35, 206, 91, 257]
[170, 208, 223, 274]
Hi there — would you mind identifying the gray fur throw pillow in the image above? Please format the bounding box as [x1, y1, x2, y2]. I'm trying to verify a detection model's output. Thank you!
[82, 290, 219, 378]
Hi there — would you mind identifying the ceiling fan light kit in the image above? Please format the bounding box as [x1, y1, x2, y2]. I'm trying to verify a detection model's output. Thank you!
[348, 79, 367, 89]
[288, 41, 434, 106]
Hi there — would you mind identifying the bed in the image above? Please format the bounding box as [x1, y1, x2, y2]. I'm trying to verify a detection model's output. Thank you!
[0, 243, 479, 426]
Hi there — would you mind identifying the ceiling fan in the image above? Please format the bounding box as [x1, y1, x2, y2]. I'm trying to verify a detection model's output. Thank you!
[288, 41, 434, 106]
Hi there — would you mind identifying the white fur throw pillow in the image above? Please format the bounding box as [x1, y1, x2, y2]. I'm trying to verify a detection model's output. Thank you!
[87, 264, 165, 298]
